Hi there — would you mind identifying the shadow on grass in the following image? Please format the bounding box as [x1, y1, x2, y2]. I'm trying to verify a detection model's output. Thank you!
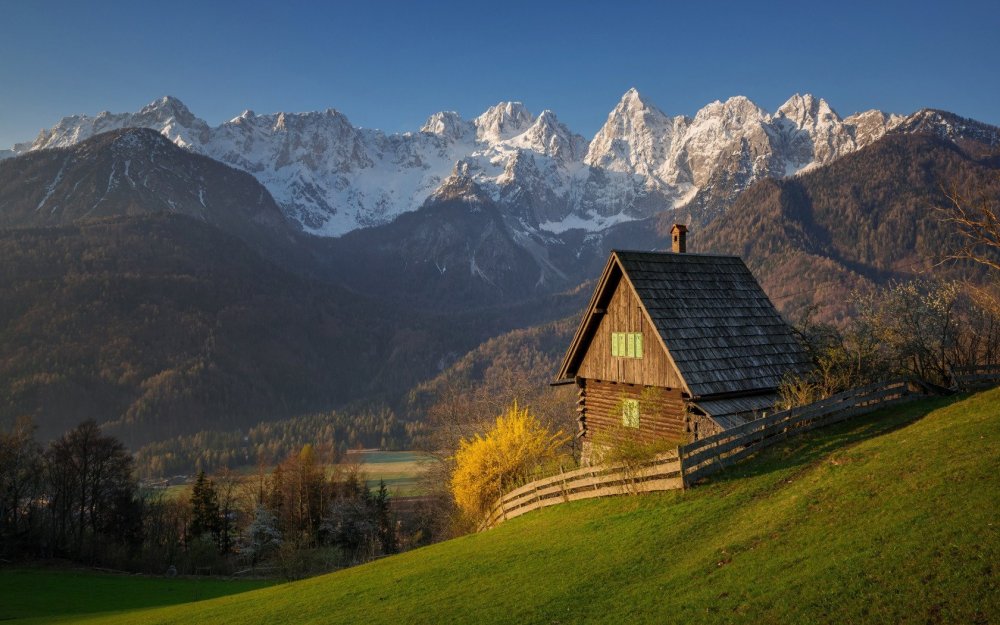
[699, 393, 961, 486]
[0, 567, 276, 621]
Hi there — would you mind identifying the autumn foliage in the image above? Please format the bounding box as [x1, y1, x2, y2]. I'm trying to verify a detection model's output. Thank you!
[450, 402, 568, 519]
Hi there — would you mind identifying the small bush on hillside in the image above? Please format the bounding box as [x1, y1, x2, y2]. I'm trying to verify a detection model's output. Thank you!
[450, 402, 568, 519]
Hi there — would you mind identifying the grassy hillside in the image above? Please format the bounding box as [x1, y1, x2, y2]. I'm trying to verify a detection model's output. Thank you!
[11, 388, 1000, 624]
[0, 569, 274, 622]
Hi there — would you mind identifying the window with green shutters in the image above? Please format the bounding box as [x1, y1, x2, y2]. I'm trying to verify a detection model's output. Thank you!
[611, 332, 643, 358]
[622, 398, 640, 428]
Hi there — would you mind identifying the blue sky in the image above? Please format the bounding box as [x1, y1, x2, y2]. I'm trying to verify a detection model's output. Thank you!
[1, 0, 998, 148]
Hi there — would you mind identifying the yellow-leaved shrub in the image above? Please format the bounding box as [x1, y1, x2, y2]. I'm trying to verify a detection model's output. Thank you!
[450, 402, 568, 519]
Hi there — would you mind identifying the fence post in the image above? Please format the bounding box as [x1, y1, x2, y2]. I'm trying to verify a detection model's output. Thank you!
[560, 465, 569, 502]
[678, 446, 688, 489]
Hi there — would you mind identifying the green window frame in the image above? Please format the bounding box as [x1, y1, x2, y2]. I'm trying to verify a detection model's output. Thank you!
[622, 398, 640, 428]
[612, 332, 643, 359]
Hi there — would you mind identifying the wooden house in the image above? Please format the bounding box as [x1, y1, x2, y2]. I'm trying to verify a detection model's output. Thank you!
[553, 225, 810, 463]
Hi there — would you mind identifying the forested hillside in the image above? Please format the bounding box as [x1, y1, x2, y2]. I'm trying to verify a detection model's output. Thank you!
[0, 214, 466, 446]
[692, 133, 1000, 322]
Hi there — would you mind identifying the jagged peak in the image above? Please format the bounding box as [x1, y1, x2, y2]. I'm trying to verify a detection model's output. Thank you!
[723, 95, 767, 115]
[139, 95, 192, 117]
[516, 110, 586, 160]
[230, 109, 257, 124]
[693, 96, 768, 125]
[268, 107, 354, 132]
[535, 109, 558, 123]
[776, 93, 841, 125]
[474, 101, 535, 142]
[530, 110, 567, 134]
[606, 88, 668, 122]
[617, 87, 657, 111]
[420, 111, 472, 140]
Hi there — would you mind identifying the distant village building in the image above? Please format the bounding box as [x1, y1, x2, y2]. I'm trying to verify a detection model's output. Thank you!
[554, 224, 810, 464]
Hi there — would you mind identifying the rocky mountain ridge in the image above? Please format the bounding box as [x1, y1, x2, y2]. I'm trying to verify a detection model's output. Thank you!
[9, 91, 994, 237]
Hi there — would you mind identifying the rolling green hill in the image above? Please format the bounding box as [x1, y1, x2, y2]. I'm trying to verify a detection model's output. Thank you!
[7, 388, 999, 624]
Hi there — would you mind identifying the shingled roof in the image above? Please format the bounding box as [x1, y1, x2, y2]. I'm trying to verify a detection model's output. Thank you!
[557, 250, 810, 398]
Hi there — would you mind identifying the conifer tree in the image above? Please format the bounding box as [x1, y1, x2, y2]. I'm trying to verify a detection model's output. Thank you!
[189, 470, 221, 546]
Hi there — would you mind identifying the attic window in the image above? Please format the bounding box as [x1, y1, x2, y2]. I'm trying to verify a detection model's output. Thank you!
[612, 332, 643, 358]
[622, 399, 640, 428]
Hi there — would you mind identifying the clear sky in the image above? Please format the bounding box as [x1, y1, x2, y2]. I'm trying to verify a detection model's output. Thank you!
[1, 0, 998, 148]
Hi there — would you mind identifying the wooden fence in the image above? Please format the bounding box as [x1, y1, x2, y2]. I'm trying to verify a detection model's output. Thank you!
[952, 364, 1000, 390]
[480, 377, 940, 530]
[678, 378, 921, 486]
[480, 450, 682, 530]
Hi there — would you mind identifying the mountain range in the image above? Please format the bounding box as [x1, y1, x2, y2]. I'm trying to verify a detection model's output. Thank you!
[7, 91, 995, 239]
[1, 93, 998, 452]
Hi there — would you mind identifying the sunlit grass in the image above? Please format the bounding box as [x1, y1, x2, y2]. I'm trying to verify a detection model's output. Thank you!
[10, 389, 999, 624]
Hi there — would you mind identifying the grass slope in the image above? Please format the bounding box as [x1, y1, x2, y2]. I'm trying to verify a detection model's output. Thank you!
[0, 569, 274, 622]
[13, 389, 1000, 624]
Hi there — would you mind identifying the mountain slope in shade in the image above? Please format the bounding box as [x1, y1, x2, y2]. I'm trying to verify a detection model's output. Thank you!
[0, 210, 575, 446]
[691, 133, 1000, 323]
[0, 127, 292, 247]
[8, 93, 995, 237]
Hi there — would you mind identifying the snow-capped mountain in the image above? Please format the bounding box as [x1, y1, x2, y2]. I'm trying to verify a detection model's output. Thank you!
[4, 91, 996, 236]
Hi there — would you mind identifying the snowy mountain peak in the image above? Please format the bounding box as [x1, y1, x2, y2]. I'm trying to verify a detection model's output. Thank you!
[420, 111, 473, 141]
[617, 87, 659, 112]
[141, 95, 190, 114]
[720, 95, 769, 122]
[474, 102, 535, 143]
[584, 88, 675, 171]
[776, 93, 841, 127]
[134, 96, 203, 131]
[513, 110, 586, 161]
[7, 93, 992, 237]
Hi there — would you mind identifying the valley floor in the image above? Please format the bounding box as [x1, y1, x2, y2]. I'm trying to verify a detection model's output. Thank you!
[5, 388, 999, 624]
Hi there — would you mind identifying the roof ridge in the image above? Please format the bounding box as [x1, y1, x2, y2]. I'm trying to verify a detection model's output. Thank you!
[611, 249, 743, 259]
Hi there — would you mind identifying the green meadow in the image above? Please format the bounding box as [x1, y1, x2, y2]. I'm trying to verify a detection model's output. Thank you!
[6, 389, 998, 624]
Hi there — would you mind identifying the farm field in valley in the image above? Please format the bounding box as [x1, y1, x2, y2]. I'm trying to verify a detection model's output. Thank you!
[150, 450, 433, 500]
[337, 450, 434, 497]
[7, 389, 998, 625]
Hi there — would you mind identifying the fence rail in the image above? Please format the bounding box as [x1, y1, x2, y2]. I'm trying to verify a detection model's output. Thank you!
[678, 378, 919, 485]
[480, 451, 682, 530]
[953, 364, 1000, 389]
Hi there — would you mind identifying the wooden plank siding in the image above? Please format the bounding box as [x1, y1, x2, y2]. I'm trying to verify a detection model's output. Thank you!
[577, 274, 684, 389]
[581, 379, 687, 444]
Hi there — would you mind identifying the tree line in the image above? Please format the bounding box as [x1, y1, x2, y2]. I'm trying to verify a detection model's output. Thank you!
[1, 418, 406, 577]
[134, 405, 419, 479]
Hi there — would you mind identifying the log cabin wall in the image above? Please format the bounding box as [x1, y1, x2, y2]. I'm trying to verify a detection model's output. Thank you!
[577, 276, 684, 389]
[580, 379, 686, 445]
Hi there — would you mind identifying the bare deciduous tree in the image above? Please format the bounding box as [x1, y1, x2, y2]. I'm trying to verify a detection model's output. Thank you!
[939, 185, 1000, 275]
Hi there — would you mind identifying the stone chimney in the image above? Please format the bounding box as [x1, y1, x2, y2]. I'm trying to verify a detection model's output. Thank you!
[670, 224, 688, 253]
